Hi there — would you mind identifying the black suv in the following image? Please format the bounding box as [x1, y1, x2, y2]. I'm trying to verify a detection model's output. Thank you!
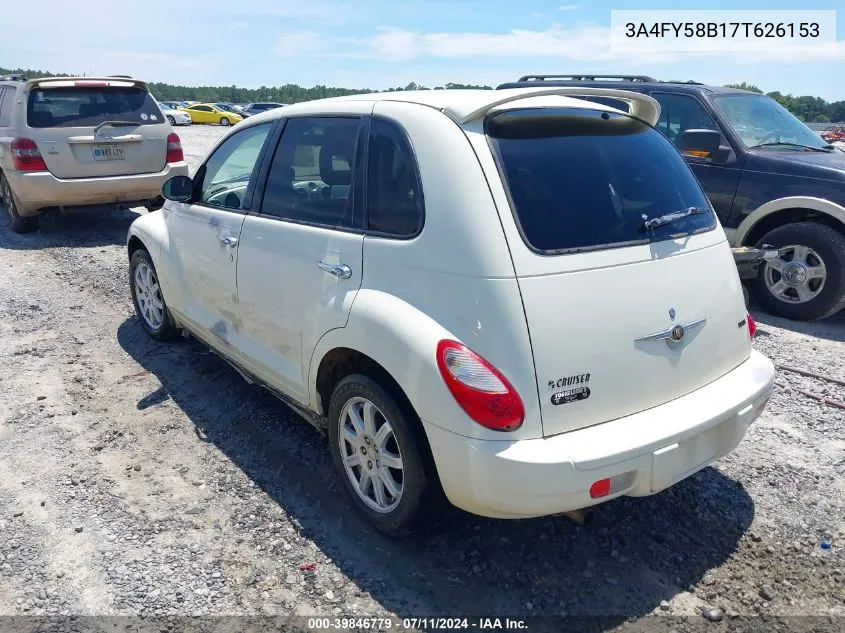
[497, 75, 845, 321]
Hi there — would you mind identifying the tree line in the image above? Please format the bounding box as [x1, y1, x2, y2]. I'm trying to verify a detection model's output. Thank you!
[2, 66, 842, 122]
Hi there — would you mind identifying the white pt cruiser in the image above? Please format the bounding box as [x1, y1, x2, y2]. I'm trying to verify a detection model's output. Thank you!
[127, 87, 775, 534]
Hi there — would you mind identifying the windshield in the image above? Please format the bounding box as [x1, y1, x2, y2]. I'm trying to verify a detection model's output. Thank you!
[486, 107, 715, 253]
[27, 87, 162, 128]
[712, 94, 830, 150]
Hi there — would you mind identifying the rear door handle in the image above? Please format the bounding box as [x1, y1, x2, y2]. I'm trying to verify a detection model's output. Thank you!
[218, 234, 238, 247]
[318, 261, 352, 279]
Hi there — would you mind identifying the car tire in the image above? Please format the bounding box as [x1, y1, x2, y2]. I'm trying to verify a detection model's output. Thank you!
[167, 115, 175, 125]
[220, 117, 230, 126]
[751, 222, 845, 321]
[1, 174, 38, 234]
[129, 249, 180, 340]
[328, 374, 439, 535]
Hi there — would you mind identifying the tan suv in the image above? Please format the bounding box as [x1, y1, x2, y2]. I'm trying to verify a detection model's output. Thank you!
[0, 75, 189, 233]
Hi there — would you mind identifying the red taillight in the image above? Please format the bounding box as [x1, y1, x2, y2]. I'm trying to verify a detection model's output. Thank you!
[11, 138, 48, 172]
[436, 340, 524, 431]
[747, 313, 756, 338]
[590, 478, 611, 498]
[166, 132, 183, 163]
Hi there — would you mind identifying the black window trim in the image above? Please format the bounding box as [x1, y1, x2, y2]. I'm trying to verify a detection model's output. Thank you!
[248, 113, 369, 236]
[483, 106, 716, 257]
[190, 119, 279, 216]
[649, 90, 733, 163]
[362, 115, 426, 241]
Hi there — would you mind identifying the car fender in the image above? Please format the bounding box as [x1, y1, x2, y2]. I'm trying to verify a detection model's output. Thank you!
[307, 289, 541, 442]
[731, 196, 845, 245]
[127, 209, 177, 307]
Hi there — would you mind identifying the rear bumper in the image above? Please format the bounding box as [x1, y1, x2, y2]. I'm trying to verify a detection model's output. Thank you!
[423, 349, 775, 519]
[5, 162, 189, 216]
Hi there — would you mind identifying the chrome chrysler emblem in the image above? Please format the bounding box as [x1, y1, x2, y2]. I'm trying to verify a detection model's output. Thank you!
[635, 318, 706, 345]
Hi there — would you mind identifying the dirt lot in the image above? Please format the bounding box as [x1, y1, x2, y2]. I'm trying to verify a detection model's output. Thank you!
[0, 124, 843, 632]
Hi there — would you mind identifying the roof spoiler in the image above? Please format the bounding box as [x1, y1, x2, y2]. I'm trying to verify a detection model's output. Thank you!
[28, 76, 149, 90]
[447, 87, 661, 126]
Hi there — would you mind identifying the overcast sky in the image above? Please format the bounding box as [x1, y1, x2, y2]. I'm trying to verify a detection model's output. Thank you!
[3, 0, 844, 99]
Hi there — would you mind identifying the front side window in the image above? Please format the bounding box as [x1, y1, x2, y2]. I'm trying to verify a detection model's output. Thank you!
[199, 122, 273, 210]
[712, 93, 831, 150]
[260, 117, 361, 228]
[26, 87, 162, 128]
[487, 107, 715, 253]
[652, 93, 719, 148]
[193, 105, 212, 112]
[366, 119, 423, 236]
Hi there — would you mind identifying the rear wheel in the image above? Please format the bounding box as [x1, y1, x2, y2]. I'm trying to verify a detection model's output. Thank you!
[130, 249, 180, 340]
[220, 117, 231, 126]
[751, 222, 845, 320]
[0, 174, 38, 234]
[328, 374, 438, 535]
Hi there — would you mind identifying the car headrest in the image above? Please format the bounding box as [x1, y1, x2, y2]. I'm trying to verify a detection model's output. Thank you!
[319, 136, 355, 186]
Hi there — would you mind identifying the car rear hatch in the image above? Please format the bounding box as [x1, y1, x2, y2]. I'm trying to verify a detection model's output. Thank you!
[25, 78, 168, 179]
[483, 106, 752, 437]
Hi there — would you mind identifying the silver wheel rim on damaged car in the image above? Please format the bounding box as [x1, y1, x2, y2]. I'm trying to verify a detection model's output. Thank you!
[338, 396, 404, 513]
[134, 262, 165, 329]
[763, 244, 827, 304]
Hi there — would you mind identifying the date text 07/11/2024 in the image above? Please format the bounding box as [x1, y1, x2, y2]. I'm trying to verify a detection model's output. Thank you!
[306, 617, 528, 630]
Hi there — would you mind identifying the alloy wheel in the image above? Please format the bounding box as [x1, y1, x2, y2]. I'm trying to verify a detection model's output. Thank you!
[338, 396, 404, 513]
[763, 244, 827, 304]
[134, 262, 165, 329]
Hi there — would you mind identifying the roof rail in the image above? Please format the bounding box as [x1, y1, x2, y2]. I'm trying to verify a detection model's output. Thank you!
[517, 74, 658, 83]
[446, 87, 661, 126]
[0, 74, 27, 82]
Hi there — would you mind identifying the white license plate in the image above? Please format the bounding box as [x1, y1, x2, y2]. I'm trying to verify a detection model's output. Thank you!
[92, 144, 124, 161]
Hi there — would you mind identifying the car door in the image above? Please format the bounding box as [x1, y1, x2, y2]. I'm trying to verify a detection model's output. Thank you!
[161, 121, 275, 349]
[649, 92, 742, 224]
[234, 114, 367, 402]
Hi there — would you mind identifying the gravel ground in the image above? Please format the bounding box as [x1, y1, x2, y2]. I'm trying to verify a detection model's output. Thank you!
[0, 124, 843, 632]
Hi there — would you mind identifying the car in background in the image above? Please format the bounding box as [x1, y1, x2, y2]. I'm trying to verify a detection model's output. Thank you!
[496, 75, 845, 321]
[213, 103, 244, 117]
[0, 75, 188, 233]
[821, 125, 845, 143]
[128, 87, 773, 533]
[158, 100, 183, 110]
[240, 102, 286, 118]
[179, 103, 242, 126]
[157, 102, 192, 126]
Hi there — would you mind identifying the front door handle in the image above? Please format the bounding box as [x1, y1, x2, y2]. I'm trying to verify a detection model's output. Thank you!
[318, 261, 352, 279]
[218, 233, 238, 247]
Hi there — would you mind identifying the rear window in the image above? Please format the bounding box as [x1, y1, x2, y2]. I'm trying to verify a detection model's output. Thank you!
[486, 107, 715, 253]
[27, 86, 162, 128]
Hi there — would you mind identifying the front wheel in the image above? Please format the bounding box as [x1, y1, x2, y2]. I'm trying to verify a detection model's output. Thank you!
[130, 249, 180, 340]
[1, 174, 38, 234]
[328, 374, 438, 535]
[166, 115, 175, 125]
[751, 222, 845, 320]
[220, 117, 231, 126]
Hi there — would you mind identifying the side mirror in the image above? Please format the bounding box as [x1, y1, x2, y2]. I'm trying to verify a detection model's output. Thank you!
[680, 129, 722, 160]
[162, 175, 194, 202]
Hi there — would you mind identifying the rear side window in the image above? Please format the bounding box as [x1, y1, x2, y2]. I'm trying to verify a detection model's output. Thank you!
[260, 117, 361, 228]
[0, 87, 13, 127]
[486, 107, 714, 253]
[26, 87, 162, 128]
[366, 119, 423, 236]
